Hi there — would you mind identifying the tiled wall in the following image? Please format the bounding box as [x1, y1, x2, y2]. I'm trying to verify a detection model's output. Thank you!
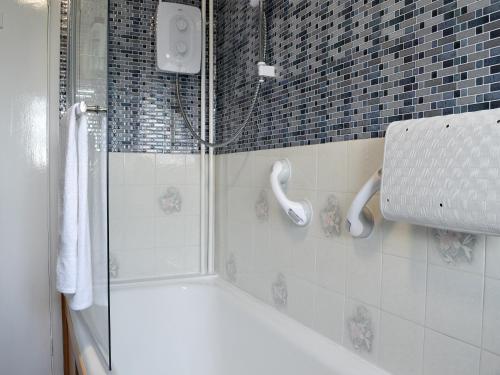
[215, 0, 500, 153]
[59, 0, 69, 114]
[215, 139, 500, 375]
[109, 153, 202, 280]
[60, 0, 203, 153]
[108, 0, 202, 153]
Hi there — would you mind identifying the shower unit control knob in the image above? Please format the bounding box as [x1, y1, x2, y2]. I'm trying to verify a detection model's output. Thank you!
[176, 17, 188, 31]
[176, 41, 188, 55]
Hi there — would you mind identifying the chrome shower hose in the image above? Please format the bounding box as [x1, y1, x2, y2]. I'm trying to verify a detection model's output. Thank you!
[175, 7, 268, 149]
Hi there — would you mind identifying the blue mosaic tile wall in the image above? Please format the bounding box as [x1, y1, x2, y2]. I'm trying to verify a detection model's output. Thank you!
[60, 0, 69, 115]
[215, 0, 500, 154]
[108, 0, 202, 153]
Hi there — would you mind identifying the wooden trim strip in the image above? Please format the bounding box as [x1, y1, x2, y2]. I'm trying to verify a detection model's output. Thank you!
[62, 295, 88, 375]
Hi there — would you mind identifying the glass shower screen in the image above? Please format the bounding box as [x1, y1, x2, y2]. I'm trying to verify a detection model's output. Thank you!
[67, 0, 110, 367]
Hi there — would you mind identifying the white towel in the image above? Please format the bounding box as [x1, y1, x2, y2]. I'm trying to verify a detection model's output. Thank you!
[57, 104, 93, 311]
[57, 105, 79, 294]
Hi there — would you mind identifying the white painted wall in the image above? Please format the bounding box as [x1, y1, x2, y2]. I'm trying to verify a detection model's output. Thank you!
[0, 1, 53, 374]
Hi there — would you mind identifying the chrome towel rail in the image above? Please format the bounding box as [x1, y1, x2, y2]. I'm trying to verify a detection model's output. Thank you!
[75, 101, 107, 116]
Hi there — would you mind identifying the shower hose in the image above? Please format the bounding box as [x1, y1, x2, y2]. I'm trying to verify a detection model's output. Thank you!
[175, 9, 267, 149]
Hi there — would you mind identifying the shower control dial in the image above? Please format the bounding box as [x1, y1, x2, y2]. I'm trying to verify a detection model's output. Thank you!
[176, 17, 188, 31]
[176, 41, 188, 55]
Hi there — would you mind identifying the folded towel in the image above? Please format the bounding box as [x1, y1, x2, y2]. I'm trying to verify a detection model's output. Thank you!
[57, 104, 93, 311]
[56, 104, 79, 294]
[70, 108, 92, 310]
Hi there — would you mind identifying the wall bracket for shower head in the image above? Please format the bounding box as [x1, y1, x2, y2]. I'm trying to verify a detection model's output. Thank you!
[257, 62, 276, 82]
[270, 159, 313, 227]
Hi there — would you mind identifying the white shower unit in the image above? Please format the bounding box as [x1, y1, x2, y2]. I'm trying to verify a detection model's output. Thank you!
[156, 2, 202, 74]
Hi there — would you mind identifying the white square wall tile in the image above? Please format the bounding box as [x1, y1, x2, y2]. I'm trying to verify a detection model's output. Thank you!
[423, 329, 480, 375]
[382, 221, 428, 262]
[486, 236, 500, 280]
[108, 185, 125, 220]
[317, 142, 348, 192]
[252, 148, 282, 188]
[347, 244, 382, 307]
[185, 215, 201, 247]
[280, 145, 317, 190]
[426, 265, 484, 346]
[184, 154, 201, 185]
[113, 249, 157, 280]
[123, 216, 155, 250]
[123, 185, 155, 217]
[381, 254, 427, 324]
[483, 278, 500, 355]
[109, 152, 124, 186]
[347, 138, 384, 193]
[343, 300, 380, 362]
[313, 287, 345, 344]
[124, 153, 155, 185]
[379, 312, 424, 375]
[316, 238, 347, 294]
[227, 220, 254, 273]
[154, 216, 186, 248]
[313, 191, 349, 244]
[286, 275, 316, 328]
[291, 236, 317, 282]
[227, 152, 253, 188]
[155, 154, 186, 185]
[480, 351, 500, 375]
[109, 219, 125, 252]
[252, 221, 271, 272]
[428, 230, 485, 274]
[227, 187, 256, 223]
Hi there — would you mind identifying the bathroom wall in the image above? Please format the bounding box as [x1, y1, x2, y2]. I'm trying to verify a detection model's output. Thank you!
[109, 152, 202, 280]
[215, 2, 500, 373]
[215, 139, 500, 375]
[0, 0, 52, 373]
[108, 0, 202, 153]
[216, 0, 500, 153]
[60, 0, 203, 153]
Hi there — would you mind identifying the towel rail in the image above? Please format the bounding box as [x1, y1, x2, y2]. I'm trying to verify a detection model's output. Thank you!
[75, 101, 107, 116]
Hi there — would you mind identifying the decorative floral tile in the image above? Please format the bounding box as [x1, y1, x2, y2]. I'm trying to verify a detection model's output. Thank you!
[159, 187, 182, 214]
[320, 194, 342, 237]
[109, 253, 119, 279]
[347, 305, 374, 353]
[255, 190, 269, 222]
[271, 272, 288, 309]
[432, 229, 477, 266]
[225, 252, 237, 283]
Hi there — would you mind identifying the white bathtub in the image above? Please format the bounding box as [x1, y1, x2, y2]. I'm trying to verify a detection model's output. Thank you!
[80, 276, 390, 374]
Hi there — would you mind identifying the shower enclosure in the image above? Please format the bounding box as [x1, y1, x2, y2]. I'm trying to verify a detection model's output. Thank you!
[64, 0, 111, 367]
[63, 0, 215, 370]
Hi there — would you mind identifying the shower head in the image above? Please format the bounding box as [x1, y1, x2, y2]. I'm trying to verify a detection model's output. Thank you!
[249, 0, 260, 8]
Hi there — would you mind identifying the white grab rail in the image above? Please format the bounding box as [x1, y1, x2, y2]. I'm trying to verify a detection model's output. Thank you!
[270, 159, 313, 227]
